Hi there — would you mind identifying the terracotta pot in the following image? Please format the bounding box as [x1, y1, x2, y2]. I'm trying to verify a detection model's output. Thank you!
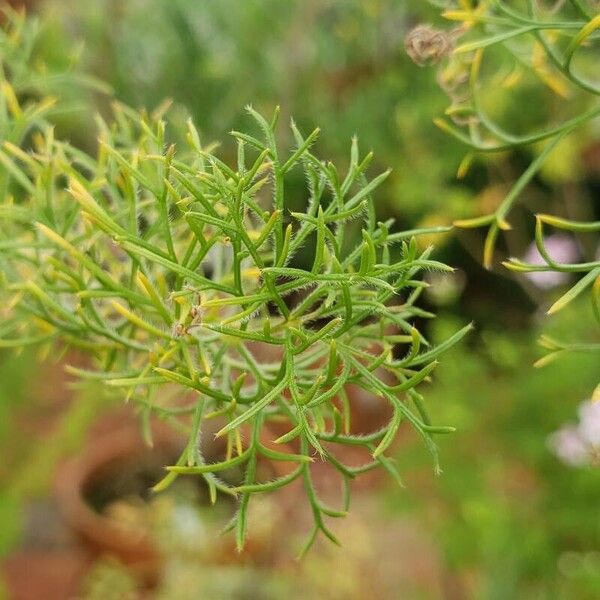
[54, 422, 182, 586]
[54, 418, 295, 586]
[3, 0, 38, 11]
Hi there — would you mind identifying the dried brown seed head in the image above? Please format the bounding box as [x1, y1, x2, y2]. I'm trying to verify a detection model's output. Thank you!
[405, 24, 462, 67]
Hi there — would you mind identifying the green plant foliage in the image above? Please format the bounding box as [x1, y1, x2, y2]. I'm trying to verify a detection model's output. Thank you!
[0, 6, 107, 146]
[419, 0, 600, 396]
[0, 12, 471, 551]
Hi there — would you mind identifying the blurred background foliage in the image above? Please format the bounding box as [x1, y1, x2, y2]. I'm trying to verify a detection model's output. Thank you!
[37, 0, 472, 222]
[1, 0, 599, 598]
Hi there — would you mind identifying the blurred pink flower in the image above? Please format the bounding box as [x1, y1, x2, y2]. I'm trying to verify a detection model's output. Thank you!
[578, 400, 600, 447]
[548, 400, 600, 467]
[522, 234, 579, 289]
[548, 425, 590, 467]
